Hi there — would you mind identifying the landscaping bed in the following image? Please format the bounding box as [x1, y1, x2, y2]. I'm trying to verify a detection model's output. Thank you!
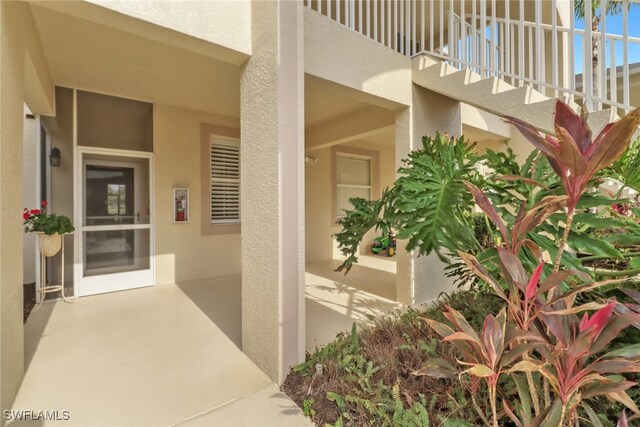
[284, 285, 640, 426]
[283, 289, 504, 426]
[24, 282, 35, 323]
[288, 108, 640, 426]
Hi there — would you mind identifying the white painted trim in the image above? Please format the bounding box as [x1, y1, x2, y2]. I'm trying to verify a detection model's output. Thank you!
[83, 224, 151, 232]
[76, 269, 154, 297]
[73, 89, 79, 297]
[75, 146, 155, 297]
[305, 0, 638, 113]
[76, 145, 154, 159]
[34, 115, 42, 303]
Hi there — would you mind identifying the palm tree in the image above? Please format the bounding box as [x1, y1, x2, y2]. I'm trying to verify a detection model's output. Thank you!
[573, 0, 634, 109]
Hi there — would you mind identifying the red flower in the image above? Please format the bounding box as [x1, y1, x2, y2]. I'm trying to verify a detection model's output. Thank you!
[23, 212, 30, 220]
[612, 203, 631, 216]
[41, 201, 48, 208]
[30, 209, 40, 215]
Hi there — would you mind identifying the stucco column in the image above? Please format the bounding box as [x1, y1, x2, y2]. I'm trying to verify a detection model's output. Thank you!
[0, 2, 26, 421]
[395, 85, 462, 306]
[394, 107, 413, 306]
[240, 0, 305, 382]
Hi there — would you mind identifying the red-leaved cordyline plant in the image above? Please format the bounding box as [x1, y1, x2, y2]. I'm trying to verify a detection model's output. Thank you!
[505, 101, 640, 271]
[616, 287, 640, 330]
[416, 100, 640, 427]
[454, 245, 640, 425]
[414, 306, 537, 427]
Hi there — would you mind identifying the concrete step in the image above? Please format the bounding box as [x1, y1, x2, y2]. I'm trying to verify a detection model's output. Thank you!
[441, 68, 481, 87]
[588, 109, 618, 136]
[411, 54, 635, 137]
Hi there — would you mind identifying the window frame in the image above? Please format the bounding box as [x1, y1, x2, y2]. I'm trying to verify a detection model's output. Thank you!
[209, 136, 241, 225]
[331, 146, 381, 226]
[200, 124, 241, 236]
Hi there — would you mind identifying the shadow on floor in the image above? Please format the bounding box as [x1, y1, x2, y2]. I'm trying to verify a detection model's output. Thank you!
[23, 301, 56, 370]
[305, 259, 397, 301]
[175, 264, 400, 353]
[305, 261, 402, 351]
[176, 275, 242, 349]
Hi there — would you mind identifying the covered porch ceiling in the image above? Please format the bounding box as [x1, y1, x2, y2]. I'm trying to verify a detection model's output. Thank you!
[305, 75, 397, 150]
[29, 2, 242, 118]
[31, 2, 399, 146]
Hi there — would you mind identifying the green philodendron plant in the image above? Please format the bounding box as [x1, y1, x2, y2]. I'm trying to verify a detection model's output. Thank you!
[336, 126, 640, 285]
[417, 101, 640, 427]
[335, 132, 482, 273]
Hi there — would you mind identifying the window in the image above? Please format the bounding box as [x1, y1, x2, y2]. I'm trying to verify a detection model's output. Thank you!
[210, 137, 240, 223]
[335, 153, 372, 219]
[107, 184, 127, 216]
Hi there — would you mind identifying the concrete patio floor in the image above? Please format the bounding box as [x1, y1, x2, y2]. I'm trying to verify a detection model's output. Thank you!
[11, 258, 400, 426]
[305, 258, 401, 351]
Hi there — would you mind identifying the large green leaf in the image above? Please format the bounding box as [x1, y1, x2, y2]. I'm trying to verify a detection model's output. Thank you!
[568, 232, 623, 258]
[335, 132, 482, 272]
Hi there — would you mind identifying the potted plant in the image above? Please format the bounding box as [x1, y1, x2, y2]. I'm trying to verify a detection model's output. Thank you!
[23, 201, 75, 257]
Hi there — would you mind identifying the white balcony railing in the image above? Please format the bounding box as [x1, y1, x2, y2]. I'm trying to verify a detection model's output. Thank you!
[304, 0, 638, 114]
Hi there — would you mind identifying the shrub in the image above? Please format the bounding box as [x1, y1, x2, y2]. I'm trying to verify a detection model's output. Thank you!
[418, 101, 640, 426]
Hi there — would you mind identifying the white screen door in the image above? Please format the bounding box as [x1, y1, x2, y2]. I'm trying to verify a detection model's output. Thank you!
[76, 149, 154, 296]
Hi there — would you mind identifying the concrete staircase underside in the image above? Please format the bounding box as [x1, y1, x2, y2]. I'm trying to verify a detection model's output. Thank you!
[412, 55, 623, 137]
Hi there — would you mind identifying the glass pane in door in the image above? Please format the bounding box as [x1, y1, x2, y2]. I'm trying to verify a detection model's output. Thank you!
[84, 158, 150, 226]
[84, 229, 150, 276]
[85, 165, 135, 226]
[82, 154, 151, 280]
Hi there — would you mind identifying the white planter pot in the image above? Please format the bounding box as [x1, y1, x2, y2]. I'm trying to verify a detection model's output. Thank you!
[38, 233, 62, 257]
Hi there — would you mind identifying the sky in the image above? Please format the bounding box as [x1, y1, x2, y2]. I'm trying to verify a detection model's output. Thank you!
[573, 6, 640, 74]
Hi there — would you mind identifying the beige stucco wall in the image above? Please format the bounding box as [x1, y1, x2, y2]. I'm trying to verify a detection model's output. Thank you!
[305, 140, 395, 264]
[0, 2, 25, 419]
[305, 147, 333, 263]
[154, 104, 242, 285]
[84, 0, 251, 58]
[409, 86, 462, 306]
[20, 4, 54, 116]
[240, 0, 305, 383]
[304, 7, 411, 109]
[43, 87, 74, 290]
[41, 97, 243, 290]
[0, 2, 53, 420]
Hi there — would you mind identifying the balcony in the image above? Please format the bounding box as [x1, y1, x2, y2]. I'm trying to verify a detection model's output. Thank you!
[304, 0, 639, 114]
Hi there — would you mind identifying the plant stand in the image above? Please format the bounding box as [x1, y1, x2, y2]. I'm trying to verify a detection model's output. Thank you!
[37, 233, 74, 308]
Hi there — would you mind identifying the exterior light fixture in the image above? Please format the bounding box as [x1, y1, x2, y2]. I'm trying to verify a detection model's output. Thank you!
[49, 147, 61, 167]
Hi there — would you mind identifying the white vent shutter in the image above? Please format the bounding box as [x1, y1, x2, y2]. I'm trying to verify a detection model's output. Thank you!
[210, 138, 240, 223]
[336, 154, 372, 219]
